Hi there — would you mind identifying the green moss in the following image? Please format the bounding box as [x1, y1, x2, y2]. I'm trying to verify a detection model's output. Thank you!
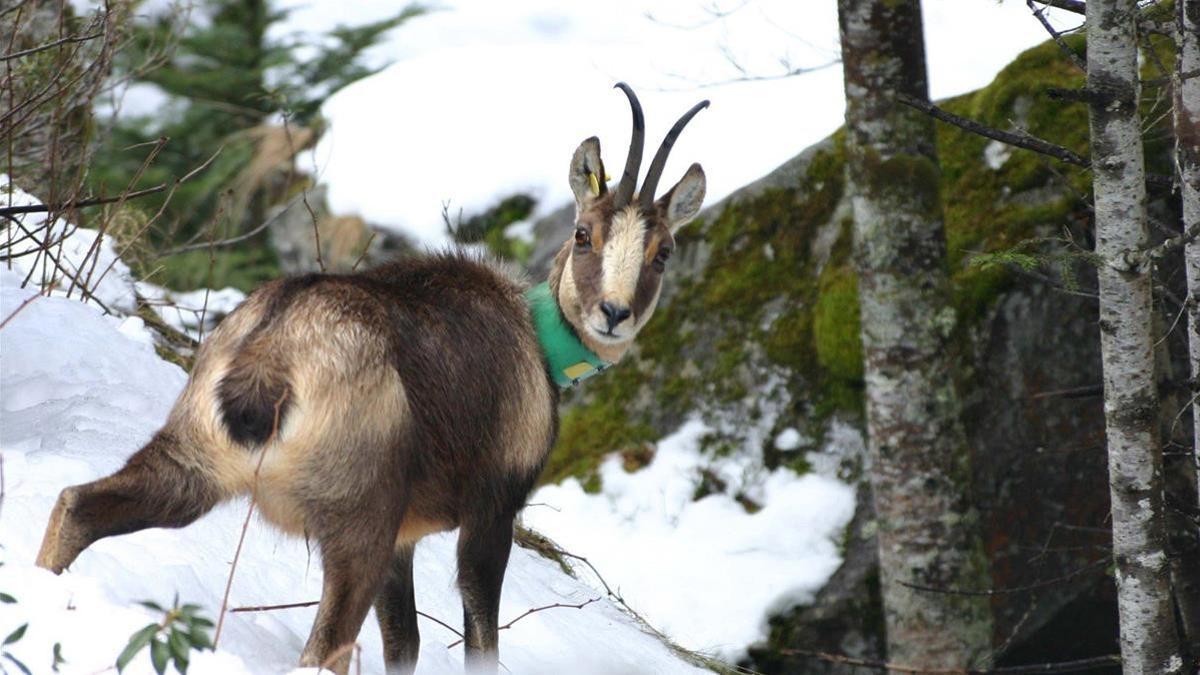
[934, 38, 1092, 321]
[814, 264, 862, 382]
[543, 373, 656, 486]
[763, 308, 815, 373]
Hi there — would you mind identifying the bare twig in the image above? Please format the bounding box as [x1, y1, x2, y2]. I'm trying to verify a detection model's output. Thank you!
[229, 600, 465, 640]
[0, 183, 169, 217]
[1025, 0, 1087, 71]
[897, 558, 1108, 596]
[445, 597, 601, 649]
[894, 93, 1173, 188]
[0, 31, 103, 62]
[659, 59, 839, 92]
[350, 230, 377, 272]
[282, 113, 323, 271]
[158, 190, 296, 257]
[1134, 218, 1200, 267]
[779, 649, 1120, 674]
[1029, 384, 1103, 399]
[644, 0, 752, 30]
[230, 600, 319, 613]
[0, 291, 37, 330]
[213, 392, 289, 647]
[896, 93, 1089, 167]
[1031, 0, 1086, 15]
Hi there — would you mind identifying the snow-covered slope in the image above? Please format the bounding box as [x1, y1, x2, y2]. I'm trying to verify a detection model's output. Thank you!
[0, 268, 709, 674]
[525, 420, 856, 660]
[301, 0, 1073, 247]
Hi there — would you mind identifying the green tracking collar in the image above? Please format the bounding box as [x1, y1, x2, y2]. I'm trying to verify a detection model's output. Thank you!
[525, 282, 610, 388]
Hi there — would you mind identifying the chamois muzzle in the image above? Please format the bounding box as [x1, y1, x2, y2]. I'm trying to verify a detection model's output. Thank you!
[599, 301, 632, 333]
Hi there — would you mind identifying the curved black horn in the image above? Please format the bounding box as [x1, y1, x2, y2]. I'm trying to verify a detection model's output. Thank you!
[639, 99, 710, 212]
[613, 82, 645, 209]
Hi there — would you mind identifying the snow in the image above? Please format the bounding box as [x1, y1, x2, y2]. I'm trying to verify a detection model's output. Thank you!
[299, 0, 1076, 247]
[984, 140, 1014, 170]
[0, 267, 709, 674]
[773, 427, 803, 452]
[2, 176, 139, 313]
[523, 419, 858, 660]
[137, 281, 248, 340]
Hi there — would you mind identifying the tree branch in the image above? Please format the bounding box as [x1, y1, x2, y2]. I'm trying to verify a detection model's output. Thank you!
[0, 31, 103, 62]
[1026, 0, 1087, 71]
[895, 93, 1174, 188]
[780, 649, 1121, 674]
[0, 183, 168, 217]
[445, 598, 601, 649]
[897, 558, 1108, 596]
[1031, 0, 1086, 15]
[895, 93, 1089, 167]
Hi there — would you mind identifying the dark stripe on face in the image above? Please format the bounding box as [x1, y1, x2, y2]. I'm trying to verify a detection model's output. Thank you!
[632, 225, 671, 319]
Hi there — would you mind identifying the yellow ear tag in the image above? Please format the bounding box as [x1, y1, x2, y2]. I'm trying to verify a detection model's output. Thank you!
[605, 172, 612, 182]
[588, 172, 601, 196]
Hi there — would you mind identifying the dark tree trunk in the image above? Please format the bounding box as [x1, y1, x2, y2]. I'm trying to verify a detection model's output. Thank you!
[836, 0, 993, 668]
[1173, 0, 1200, 661]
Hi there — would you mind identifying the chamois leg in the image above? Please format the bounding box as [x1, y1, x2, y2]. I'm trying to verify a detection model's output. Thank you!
[456, 514, 515, 672]
[374, 545, 420, 675]
[299, 514, 399, 675]
[36, 431, 220, 573]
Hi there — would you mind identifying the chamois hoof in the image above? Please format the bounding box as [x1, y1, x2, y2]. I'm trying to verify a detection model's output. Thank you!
[35, 488, 83, 574]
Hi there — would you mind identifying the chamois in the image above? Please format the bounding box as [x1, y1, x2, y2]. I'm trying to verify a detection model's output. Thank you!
[35, 83, 708, 674]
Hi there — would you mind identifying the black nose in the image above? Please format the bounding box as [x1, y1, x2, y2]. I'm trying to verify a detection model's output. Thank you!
[600, 301, 632, 331]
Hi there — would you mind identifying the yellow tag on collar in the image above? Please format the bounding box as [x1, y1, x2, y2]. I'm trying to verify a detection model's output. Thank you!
[588, 172, 600, 196]
[563, 361, 596, 381]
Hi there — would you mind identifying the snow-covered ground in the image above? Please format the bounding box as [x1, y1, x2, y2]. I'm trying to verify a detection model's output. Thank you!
[524, 421, 857, 660]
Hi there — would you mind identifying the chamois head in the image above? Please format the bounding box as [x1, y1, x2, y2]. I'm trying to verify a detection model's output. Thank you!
[553, 83, 708, 362]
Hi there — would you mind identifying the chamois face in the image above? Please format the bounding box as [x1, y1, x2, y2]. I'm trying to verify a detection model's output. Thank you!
[552, 84, 708, 360]
[555, 140, 706, 359]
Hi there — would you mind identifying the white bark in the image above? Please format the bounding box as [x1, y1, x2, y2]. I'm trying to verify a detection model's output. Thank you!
[1086, 1, 1182, 672]
[1179, 0, 1200, 522]
[837, 0, 992, 668]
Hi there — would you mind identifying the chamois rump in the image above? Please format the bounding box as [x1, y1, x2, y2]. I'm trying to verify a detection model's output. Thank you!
[35, 83, 708, 674]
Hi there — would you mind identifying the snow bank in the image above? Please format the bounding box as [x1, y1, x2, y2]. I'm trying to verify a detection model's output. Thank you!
[524, 420, 857, 660]
[303, 0, 1067, 247]
[137, 281, 248, 340]
[1, 176, 138, 313]
[0, 269, 707, 674]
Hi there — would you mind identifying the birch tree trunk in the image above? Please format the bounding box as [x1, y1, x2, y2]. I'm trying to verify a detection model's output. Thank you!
[1179, 0, 1200, 519]
[836, 0, 992, 668]
[1086, 1, 1182, 672]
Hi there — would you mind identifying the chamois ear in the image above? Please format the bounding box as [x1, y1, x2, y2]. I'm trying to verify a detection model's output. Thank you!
[659, 163, 706, 233]
[569, 136, 607, 212]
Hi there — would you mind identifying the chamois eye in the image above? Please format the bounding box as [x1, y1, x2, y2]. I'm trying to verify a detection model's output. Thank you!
[575, 227, 591, 248]
[652, 247, 672, 273]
